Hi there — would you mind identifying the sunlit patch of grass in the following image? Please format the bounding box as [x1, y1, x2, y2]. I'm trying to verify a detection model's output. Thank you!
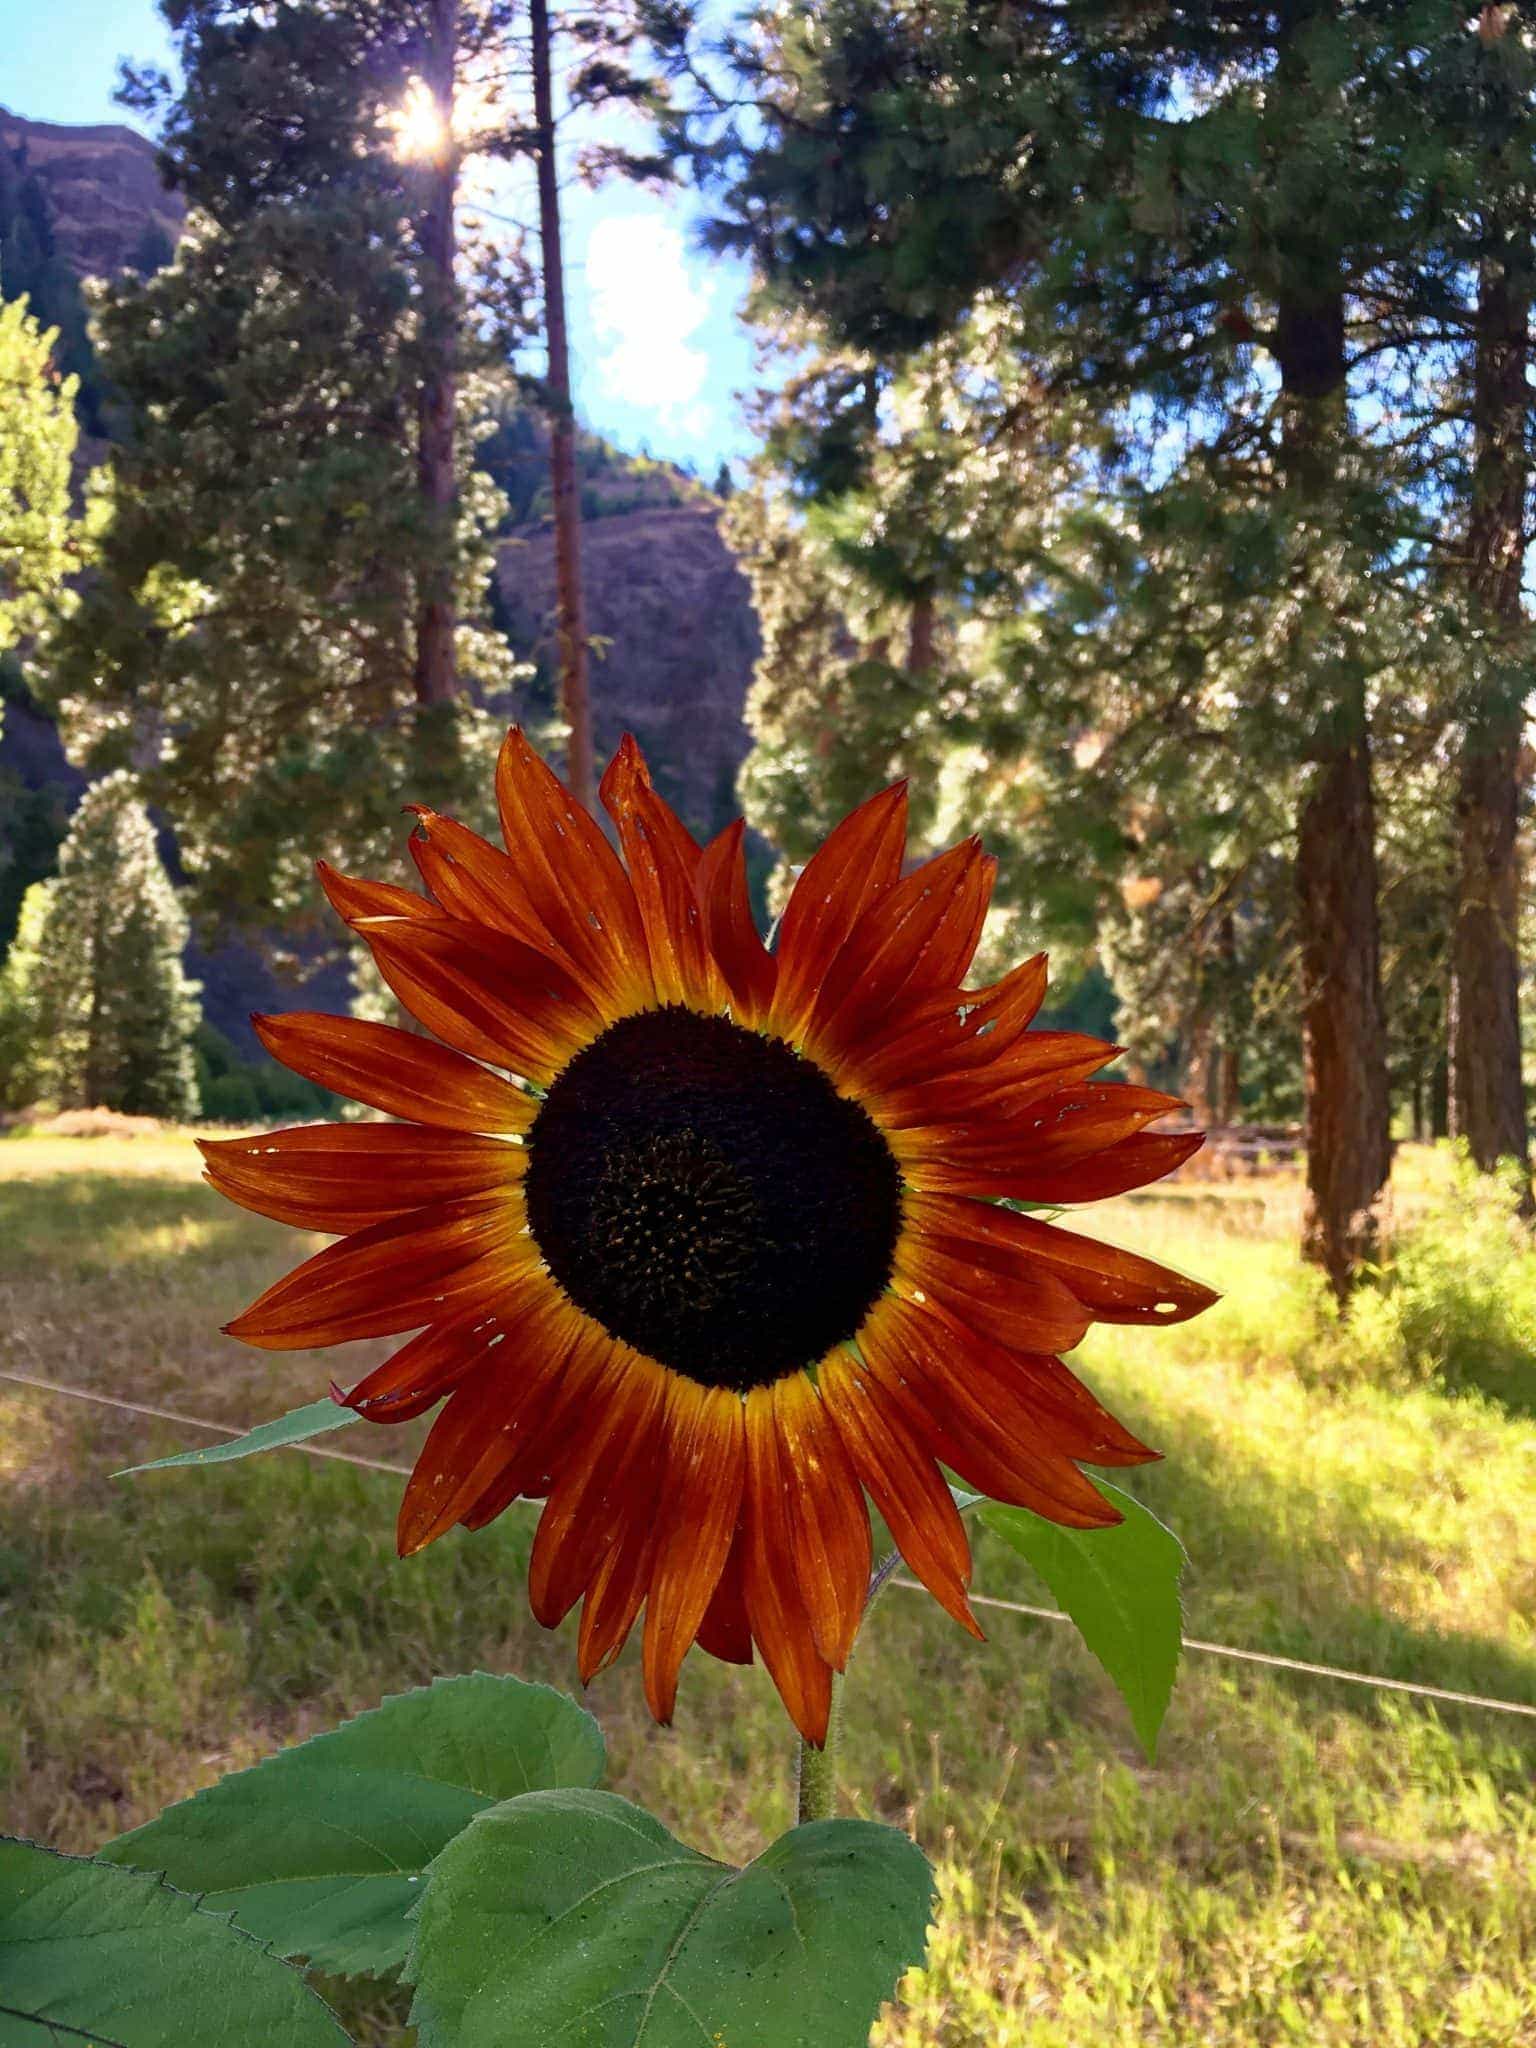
[0, 1127, 216, 1182]
[2, 1134, 1534, 2045]
[0, 1389, 64, 1483]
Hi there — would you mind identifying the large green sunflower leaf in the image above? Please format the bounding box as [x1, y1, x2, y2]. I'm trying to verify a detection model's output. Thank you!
[99, 1676, 605, 1980]
[0, 1837, 350, 2046]
[405, 1788, 933, 2048]
[114, 1398, 359, 1474]
[981, 1482, 1184, 1760]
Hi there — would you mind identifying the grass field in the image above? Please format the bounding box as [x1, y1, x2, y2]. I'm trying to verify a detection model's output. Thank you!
[2, 1130, 1534, 2045]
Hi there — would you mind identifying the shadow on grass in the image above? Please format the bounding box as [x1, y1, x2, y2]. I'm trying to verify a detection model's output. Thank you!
[0, 1173, 280, 1279]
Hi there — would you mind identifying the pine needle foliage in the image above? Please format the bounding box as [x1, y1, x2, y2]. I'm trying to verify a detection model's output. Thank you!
[0, 773, 200, 1119]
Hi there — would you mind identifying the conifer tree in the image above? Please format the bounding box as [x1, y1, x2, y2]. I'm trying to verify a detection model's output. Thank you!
[669, 0, 1502, 1295]
[1439, 7, 1536, 1188]
[0, 774, 199, 1118]
[530, 0, 595, 807]
[49, 0, 522, 943]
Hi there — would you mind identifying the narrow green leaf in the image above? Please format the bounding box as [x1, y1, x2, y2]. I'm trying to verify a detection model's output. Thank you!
[406, 1787, 934, 2048]
[100, 1675, 605, 1979]
[115, 1398, 358, 1475]
[981, 1482, 1184, 1759]
[0, 1837, 350, 2046]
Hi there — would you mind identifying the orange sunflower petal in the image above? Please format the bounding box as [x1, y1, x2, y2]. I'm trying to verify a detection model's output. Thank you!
[407, 809, 603, 988]
[495, 727, 652, 1013]
[808, 838, 996, 1055]
[894, 1237, 1092, 1357]
[528, 1341, 670, 1628]
[641, 1382, 746, 1725]
[696, 819, 776, 1022]
[843, 952, 1050, 1092]
[909, 1192, 1218, 1325]
[315, 861, 430, 925]
[873, 1034, 1117, 1129]
[898, 1083, 1190, 1200]
[818, 1349, 981, 1640]
[339, 900, 602, 1079]
[394, 1287, 585, 1555]
[1010, 1129, 1207, 1203]
[741, 1388, 837, 1746]
[339, 1308, 505, 1423]
[599, 735, 724, 1010]
[253, 1012, 532, 1133]
[577, 1470, 667, 1683]
[695, 1527, 754, 1666]
[337, 935, 513, 1071]
[877, 1283, 1155, 1467]
[859, 1297, 1122, 1528]
[769, 782, 908, 1040]
[198, 1125, 520, 1234]
[224, 1194, 529, 1350]
[772, 1371, 872, 1671]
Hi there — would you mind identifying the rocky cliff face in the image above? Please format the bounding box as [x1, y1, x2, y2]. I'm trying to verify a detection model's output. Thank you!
[0, 112, 183, 278]
[495, 503, 760, 845]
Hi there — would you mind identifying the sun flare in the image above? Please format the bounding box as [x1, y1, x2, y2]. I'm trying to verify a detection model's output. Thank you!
[389, 78, 451, 164]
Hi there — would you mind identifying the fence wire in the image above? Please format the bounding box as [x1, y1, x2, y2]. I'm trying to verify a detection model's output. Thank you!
[5, 1365, 1534, 1724]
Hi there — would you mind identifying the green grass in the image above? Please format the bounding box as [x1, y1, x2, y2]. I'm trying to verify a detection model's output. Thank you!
[2, 1131, 1533, 2045]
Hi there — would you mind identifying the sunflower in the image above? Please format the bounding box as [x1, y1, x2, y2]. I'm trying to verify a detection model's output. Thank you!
[203, 732, 1212, 1744]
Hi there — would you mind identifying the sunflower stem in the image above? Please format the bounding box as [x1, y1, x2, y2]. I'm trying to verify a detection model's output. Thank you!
[796, 1670, 844, 1825]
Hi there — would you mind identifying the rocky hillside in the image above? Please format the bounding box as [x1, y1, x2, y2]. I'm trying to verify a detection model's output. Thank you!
[496, 503, 759, 846]
[0, 111, 182, 278]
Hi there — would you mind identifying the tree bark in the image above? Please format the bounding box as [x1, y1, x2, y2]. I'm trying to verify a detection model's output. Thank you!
[1295, 714, 1392, 1298]
[413, 0, 459, 706]
[1449, 237, 1530, 1190]
[531, 0, 594, 811]
[1184, 1005, 1217, 1126]
[1216, 906, 1241, 1125]
[1277, 283, 1392, 1302]
[906, 589, 936, 676]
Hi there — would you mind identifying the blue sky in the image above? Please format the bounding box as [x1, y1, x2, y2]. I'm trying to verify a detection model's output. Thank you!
[1, 0, 759, 472]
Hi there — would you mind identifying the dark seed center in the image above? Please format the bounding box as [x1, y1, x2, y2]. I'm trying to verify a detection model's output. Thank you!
[524, 1006, 902, 1391]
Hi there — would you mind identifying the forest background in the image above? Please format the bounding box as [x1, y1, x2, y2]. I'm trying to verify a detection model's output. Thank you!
[6, 0, 1536, 1307]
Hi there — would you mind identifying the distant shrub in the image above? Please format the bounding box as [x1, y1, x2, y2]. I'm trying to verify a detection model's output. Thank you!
[1347, 1147, 1536, 1414]
[192, 1021, 338, 1125]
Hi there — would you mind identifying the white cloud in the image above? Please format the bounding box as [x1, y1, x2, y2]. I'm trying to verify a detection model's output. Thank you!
[582, 211, 716, 436]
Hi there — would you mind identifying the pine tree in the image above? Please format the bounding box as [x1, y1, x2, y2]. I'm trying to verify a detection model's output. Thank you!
[530, 0, 595, 807]
[49, 0, 523, 943]
[669, 0, 1496, 1296]
[0, 774, 199, 1118]
[1438, 8, 1536, 1190]
[506, 0, 677, 804]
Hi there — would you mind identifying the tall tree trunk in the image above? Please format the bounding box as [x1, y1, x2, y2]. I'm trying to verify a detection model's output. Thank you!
[531, 0, 594, 811]
[1449, 230, 1530, 1192]
[413, 0, 459, 706]
[1184, 1005, 1217, 1127]
[1277, 284, 1392, 1302]
[1295, 714, 1391, 1298]
[906, 589, 936, 675]
[1216, 905, 1241, 1125]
